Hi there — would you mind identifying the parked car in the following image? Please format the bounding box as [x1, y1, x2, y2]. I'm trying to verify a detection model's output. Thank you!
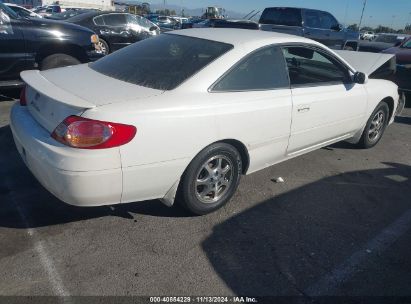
[33, 5, 63, 17]
[4, 3, 42, 18]
[154, 15, 180, 30]
[361, 31, 376, 40]
[192, 18, 259, 30]
[11, 29, 403, 215]
[0, 2, 102, 89]
[45, 9, 97, 20]
[382, 37, 411, 92]
[259, 7, 359, 50]
[66, 11, 159, 55]
[359, 33, 410, 53]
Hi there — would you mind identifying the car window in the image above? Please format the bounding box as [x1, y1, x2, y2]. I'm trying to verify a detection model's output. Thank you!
[93, 15, 105, 25]
[136, 15, 153, 29]
[103, 14, 126, 26]
[0, 7, 13, 35]
[304, 10, 321, 28]
[320, 12, 338, 29]
[374, 35, 397, 43]
[403, 39, 411, 48]
[259, 7, 302, 26]
[212, 46, 289, 91]
[126, 14, 152, 29]
[282, 46, 349, 86]
[91, 34, 233, 90]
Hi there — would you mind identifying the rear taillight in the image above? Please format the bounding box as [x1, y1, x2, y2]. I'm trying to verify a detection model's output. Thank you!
[20, 86, 27, 106]
[51, 116, 136, 149]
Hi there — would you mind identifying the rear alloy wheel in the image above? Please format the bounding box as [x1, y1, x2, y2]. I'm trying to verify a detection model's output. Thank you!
[40, 54, 80, 70]
[358, 102, 389, 148]
[178, 143, 242, 215]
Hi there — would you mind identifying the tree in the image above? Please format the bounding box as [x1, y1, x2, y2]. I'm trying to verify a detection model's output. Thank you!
[374, 25, 394, 33]
[347, 24, 359, 31]
[360, 26, 373, 32]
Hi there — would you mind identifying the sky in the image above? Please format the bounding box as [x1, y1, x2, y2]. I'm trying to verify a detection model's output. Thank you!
[155, 0, 411, 29]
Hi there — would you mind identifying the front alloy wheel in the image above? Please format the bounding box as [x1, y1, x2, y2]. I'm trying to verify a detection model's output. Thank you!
[368, 110, 385, 143]
[358, 102, 389, 148]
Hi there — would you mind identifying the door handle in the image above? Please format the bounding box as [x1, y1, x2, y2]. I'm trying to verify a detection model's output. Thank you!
[297, 106, 310, 113]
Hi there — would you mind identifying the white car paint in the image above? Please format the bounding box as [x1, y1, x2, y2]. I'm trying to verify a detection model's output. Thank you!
[335, 50, 395, 75]
[10, 29, 401, 208]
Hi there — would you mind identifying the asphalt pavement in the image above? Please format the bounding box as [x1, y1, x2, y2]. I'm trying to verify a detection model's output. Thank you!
[0, 93, 410, 298]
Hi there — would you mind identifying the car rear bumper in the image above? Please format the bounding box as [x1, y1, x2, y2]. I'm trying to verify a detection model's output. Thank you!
[10, 104, 122, 207]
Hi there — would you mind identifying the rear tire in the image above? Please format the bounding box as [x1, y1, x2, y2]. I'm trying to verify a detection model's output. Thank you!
[40, 54, 80, 70]
[357, 102, 389, 149]
[178, 143, 242, 215]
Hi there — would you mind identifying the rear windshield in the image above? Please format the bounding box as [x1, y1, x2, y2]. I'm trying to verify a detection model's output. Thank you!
[90, 34, 233, 90]
[259, 7, 302, 26]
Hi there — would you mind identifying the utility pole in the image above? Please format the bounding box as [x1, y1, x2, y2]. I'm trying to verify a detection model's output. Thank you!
[358, 0, 367, 31]
[390, 15, 396, 31]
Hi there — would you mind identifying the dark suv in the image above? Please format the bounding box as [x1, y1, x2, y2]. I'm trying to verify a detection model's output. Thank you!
[0, 2, 102, 89]
[259, 7, 359, 51]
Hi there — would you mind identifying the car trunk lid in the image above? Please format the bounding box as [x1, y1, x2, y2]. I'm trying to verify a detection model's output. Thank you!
[20, 65, 163, 132]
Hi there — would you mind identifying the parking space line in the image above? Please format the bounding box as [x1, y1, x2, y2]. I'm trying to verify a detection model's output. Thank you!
[5, 179, 72, 302]
[304, 207, 411, 296]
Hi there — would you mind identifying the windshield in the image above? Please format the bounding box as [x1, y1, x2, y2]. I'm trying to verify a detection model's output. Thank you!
[0, 3, 19, 19]
[90, 34, 233, 90]
[402, 39, 411, 48]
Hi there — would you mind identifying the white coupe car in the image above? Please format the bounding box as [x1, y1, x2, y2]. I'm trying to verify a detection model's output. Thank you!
[11, 29, 404, 215]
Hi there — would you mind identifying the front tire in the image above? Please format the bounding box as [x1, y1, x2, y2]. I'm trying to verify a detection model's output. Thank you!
[358, 102, 389, 148]
[97, 38, 110, 55]
[178, 143, 242, 215]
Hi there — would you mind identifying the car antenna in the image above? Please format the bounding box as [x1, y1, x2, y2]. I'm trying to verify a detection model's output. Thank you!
[242, 10, 255, 19]
[248, 10, 260, 20]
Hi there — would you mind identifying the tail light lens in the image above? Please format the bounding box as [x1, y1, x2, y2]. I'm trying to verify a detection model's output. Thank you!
[51, 116, 136, 149]
[20, 86, 27, 106]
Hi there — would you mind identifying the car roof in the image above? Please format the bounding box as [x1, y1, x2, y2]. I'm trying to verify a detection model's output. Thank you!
[167, 28, 316, 49]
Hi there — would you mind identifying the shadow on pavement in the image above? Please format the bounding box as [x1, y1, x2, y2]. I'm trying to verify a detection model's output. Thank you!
[395, 116, 411, 125]
[0, 125, 189, 229]
[202, 163, 411, 296]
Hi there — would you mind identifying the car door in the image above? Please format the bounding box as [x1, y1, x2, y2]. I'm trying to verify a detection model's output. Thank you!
[303, 9, 329, 46]
[101, 13, 131, 51]
[209, 46, 293, 171]
[319, 11, 345, 49]
[0, 7, 26, 84]
[282, 46, 367, 155]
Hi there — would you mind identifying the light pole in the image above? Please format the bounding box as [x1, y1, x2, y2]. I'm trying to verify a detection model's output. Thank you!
[390, 15, 396, 31]
[358, 0, 367, 31]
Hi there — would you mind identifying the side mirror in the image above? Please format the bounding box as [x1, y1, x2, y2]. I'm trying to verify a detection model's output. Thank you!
[149, 26, 157, 32]
[331, 24, 343, 31]
[353, 72, 367, 84]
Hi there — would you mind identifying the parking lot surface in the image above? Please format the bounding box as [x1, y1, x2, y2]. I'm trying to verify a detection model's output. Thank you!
[0, 95, 411, 297]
